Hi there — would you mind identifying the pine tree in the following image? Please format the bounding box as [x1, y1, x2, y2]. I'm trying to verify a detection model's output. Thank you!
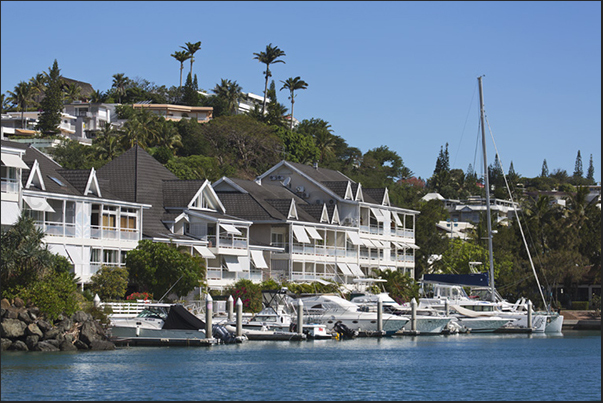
[586, 154, 595, 184]
[36, 60, 63, 135]
[540, 159, 549, 177]
[181, 72, 199, 106]
[573, 150, 583, 179]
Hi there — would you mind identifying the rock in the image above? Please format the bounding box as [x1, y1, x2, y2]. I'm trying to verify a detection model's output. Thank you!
[26, 323, 43, 338]
[60, 340, 78, 351]
[28, 307, 40, 320]
[89, 340, 115, 350]
[1, 318, 27, 338]
[5, 309, 18, 319]
[1, 338, 13, 351]
[44, 328, 60, 340]
[25, 335, 40, 350]
[36, 319, 52, 333]
[33, 341, 60, 352]
[56, 317, 73, 332]
[18, 311, 33, 324]
[72, 311, 90, 323]
[13, 297, 24, 308]
[0, 298, 11, 310]
[45, 339, 60, 349]
[9, 340, 28, 351]
[79, 321, 102, 345]
[74, 339, 89, 350]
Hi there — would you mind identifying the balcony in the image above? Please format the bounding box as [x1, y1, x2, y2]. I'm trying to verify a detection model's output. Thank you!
[1, 178, 19, 193]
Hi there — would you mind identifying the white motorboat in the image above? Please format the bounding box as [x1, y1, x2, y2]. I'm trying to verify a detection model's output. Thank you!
[109, 303, 240, 345]
[298, 294, 409, 336]
[351, 292, 453, 334]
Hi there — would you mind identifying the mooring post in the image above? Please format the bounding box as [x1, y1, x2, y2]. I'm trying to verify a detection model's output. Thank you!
[377, 298, 383, 333]
[411, 298, 417, 331]
[205, 293, 213, 339]
[236, 297, 243, 337]
[227, 295, 234, 322]
[527, 300, 533, 329]
[297, 298, 304, 335]
[445, 299, 449, 317]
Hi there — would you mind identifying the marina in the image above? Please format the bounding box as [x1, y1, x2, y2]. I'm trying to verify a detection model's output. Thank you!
[1, 330, 600, 401]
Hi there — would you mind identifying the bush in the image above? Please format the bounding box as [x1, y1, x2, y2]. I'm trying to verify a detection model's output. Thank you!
[570, 301, 590, 310]
[224, 279, 262, 313]
[88, 266, 129, 301]
[18, 271, 79, 321]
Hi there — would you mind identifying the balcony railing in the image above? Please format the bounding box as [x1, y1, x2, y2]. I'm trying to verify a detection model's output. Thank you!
[1, 178, 19, 193]
[37, 221, 76, 238]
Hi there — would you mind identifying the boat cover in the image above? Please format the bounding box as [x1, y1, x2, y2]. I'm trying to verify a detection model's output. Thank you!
[422, 273, 489, 287]
[162, 304, 206, 330]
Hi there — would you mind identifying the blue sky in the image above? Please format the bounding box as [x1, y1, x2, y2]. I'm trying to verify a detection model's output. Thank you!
[2, 1, 601, 182]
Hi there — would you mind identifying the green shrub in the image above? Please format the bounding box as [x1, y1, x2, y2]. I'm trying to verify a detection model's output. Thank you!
[571, 301, 590, 310]
[18, 271, 79, 321]
[88, 266, 129, 301]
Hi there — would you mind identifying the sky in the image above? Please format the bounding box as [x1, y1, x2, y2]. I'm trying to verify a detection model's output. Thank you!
[1, 1, 601, 182]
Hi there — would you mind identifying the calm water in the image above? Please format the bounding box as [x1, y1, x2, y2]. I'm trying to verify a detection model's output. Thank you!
[1, 330, 600, 401]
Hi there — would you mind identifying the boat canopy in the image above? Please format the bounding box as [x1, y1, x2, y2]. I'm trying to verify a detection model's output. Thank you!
[162, 304, 206, 330]
[422, 273, 489, 287]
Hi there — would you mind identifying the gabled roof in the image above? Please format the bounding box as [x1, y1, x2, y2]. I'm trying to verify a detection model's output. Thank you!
[163, 180, 206, 208]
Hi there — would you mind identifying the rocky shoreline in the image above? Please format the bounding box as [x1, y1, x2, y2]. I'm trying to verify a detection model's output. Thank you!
[0, 298, 115, 352]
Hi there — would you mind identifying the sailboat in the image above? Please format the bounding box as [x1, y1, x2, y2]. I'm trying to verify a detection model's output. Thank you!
[420, 76, 563, 333]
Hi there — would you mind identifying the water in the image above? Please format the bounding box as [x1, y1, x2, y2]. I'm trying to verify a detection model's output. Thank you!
[2, 330, 600, 401]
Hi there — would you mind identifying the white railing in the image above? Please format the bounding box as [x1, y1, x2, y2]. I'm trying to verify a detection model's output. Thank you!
[1, 179, 19, 193]
[101, 301, 154, 318]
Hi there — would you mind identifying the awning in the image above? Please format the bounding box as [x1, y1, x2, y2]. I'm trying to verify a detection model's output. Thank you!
[23, 196, 55, 212]
[361, 238, 376, 248]
[337, 262, 354, 276]
[65, 245, 83, 265]
[305, 227, 323, 240]
[370, 207, 385, 222]
[250, 250, 268, 269]
[346, 231, 363, 246]
[405, 243, 420, 249]
[393, 241, 407, 249]
[47, 244, 72, 263]
[1, 153, 29, 170]
[347, 263, 365, 277]
[371, 239, 385, 248]
[379, 241, 391, 249]
[193, 245, 215, 259]
[223, 255, 243, 272]
[1, 201, 20, 225]
[219, 223, 242, 235]
[393, 212, 403, 226]
[291, 225, 311, 243]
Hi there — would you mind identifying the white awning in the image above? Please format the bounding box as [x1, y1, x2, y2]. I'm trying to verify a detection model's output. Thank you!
[370, 207, 385, 222]
[65, 245, 83, 265]
[361, 238, 376, 248]
[23, 196, 55, 212]
[347, 263, 365, 277]
[379, 241, 391, 249]
[405, 243, 420, 250]
[1, 153, 29, 169]
[219, 223, 242, 235]
[193, 245, 216, 259]
[371, 239, 385, 248]
[250, 250, 268, 269]
[346, 231, 363, 246]
[337, 262, 354, 276]
[223, 255, 243, 272]
[47, 244, 71, 263]
[393, 241, 407, 249]
[291, 225, 311, 243]
[393, 212, 403, 226]
[1, 201, 20, 225]
[305, 227, 323, 240]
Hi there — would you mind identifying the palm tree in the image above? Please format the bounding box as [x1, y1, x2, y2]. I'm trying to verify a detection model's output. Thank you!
[63, 83, 82, 103]
[171, 50, 191, 89]
[30, 73, 48, 106]
[253, 43, 286, 115]
[180, 41, 201, 76]
[111, 73, 129, 104]
[212, 78, 243, 115]
[280, 76, 308, 130]
[89, 90, 105, 104]
[7, 81, 34, 128]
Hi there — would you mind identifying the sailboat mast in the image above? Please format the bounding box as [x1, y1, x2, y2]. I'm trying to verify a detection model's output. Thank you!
[478, 76, 496, 302]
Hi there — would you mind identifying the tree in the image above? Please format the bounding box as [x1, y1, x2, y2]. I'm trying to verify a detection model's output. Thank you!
[171, 50, 191, 89]
[429, 143, 450, 193]
[296, 118, 337, 164]
[280, 76, 308, 130]
[586, 154, 595, 184]
[88, 266, 129, 301]
[37, 60, 64, 135]
[540, 159, 549, 177]
[180, 41, 201, 76]
[181, 72, 200, 106]
[125, 240, 206, 300]
[62, 82, 82, 103]
[49, 139, 100, 169]
[573, 150, 583, 179]
[253, 43, 286, 115]
[7, 81, 34, 128]
[212, 78, 243, 115]
[111, 73, 129, 103]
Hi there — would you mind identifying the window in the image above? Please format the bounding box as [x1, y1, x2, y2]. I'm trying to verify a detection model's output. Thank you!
[1, 165, 18, 193]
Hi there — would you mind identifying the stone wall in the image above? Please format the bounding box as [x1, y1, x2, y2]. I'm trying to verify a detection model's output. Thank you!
[0, 297, 115, 352]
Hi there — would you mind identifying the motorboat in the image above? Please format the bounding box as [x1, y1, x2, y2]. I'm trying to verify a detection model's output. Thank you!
[351, 292, 453, 334]
[109, 303, 241, 345]
[298, 294, 409, 336]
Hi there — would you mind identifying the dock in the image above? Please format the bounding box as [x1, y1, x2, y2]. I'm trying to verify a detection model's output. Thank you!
[560, 310, 601, 330]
